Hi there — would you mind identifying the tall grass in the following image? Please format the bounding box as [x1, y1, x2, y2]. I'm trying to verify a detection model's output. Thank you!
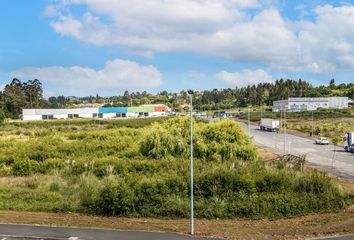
[0, 117, 352, 218]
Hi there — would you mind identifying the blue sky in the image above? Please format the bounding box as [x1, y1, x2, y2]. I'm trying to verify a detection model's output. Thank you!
[1, 0, 354, 97]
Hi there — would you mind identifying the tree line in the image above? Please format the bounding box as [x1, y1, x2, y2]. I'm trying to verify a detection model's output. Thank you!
[0, 78, 44, 120]
[0, 78, 353, 120]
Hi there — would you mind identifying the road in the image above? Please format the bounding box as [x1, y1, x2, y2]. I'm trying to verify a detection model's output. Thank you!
[238, 122, 354, 182]
[0, 224, 208, 240]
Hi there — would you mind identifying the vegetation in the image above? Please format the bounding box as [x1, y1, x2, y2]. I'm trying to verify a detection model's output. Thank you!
[0, 117, 352, 219]
[1, 78, 352, 119]
[0, 79, 43, 119]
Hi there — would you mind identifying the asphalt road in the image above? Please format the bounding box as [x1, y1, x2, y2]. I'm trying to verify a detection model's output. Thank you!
[238, 122, 354, 182]
[0, 224, 208, 240]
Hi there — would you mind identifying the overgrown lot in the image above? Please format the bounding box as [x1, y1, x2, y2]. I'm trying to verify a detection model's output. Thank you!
[0, 117, 353, 219]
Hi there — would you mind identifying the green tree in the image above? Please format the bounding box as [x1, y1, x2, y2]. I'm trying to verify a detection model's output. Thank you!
[2, 78, 27, 119]
[0, 108, 5, 124]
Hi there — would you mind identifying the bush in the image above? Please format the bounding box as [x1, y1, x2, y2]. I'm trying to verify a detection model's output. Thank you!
[140, 118, 257, 162]
[0, 117, 353, 219]
[12, 160, 40, 176]
[93, 178, 136, 216]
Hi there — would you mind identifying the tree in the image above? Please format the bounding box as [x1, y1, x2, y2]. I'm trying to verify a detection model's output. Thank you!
[1, 78, 44, 119]
[23, 79, 43, 108]
[347, 86, 354, 100]
[329, 79, 336, 89]
[2, 78, 27, 119]
[57, 96, 66, 108]
[0, 108, 5, 124]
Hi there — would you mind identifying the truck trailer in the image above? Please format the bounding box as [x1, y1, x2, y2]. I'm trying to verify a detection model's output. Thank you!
[259, 118, 280, 132]
[344, 132, 354, 153]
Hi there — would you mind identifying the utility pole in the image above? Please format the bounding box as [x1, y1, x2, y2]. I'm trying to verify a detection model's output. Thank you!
[187, 90, 194, 235]
[248, 109, 251, 135]
[283, 108, 287, 155]
[311, 110, 314, 138]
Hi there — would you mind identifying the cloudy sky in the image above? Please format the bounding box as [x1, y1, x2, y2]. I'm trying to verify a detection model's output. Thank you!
[1, 0, 354, 96]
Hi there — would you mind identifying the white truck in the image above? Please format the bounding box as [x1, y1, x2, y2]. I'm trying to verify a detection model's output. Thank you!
[344, 132, 354, 153]
[259, 118, 280, 132]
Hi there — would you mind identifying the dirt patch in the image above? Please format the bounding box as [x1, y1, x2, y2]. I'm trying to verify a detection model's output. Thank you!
[257, 147, 279, 162]
[0, 210, 354, 240]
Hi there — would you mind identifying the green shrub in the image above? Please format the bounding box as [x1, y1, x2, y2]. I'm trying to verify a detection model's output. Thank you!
[93, 178, 136, 216]
[12, 160, 40, 176]
[0, 117, 353, 219]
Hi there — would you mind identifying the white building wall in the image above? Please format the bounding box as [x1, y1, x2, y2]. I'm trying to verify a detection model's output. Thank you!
[272, 100, 289, 112]
[23, 107, 168, 121]
[22, 115, 43, 121]
[53, 114, 68, 119]
[102, 113, 117, 119]
[272, 97, 349, 112]
[149, 112, 166, 117]
[328, 97, 348, 109]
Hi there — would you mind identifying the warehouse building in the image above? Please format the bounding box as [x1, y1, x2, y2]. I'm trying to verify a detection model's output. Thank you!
[22, 104, 170, 121]
[272, 97, 349, 112]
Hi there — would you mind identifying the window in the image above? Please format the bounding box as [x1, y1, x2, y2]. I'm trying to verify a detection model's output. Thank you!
[74, 114, 79, 118]
[139, 112, 144, 117]
[48, 115, 54, 120]
[42, 115, 48, 120]
[116, 113, 121, 118]
[93, 113, 98, 118]
[122, 113, 126, 117]
[144, 112, 148, 117]
[98, 113, 103, 118]
[68, 114, 73, 119]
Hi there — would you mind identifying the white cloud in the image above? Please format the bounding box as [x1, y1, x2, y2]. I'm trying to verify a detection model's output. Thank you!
[215, 69, 273, 87]
[11, 59, 162, 96]
[46, 1, 354, 73]
[297, 5, 354, 73]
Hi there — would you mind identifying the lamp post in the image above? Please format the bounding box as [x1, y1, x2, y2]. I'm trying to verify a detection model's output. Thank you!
[248, 109, 250, 135]
[311, 110, 314, 138]
[283, 108, 287, 155]
[187, 89, 194, 235]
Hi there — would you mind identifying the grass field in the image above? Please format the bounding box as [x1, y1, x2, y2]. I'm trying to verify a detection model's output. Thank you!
[0, 117, 353, 219]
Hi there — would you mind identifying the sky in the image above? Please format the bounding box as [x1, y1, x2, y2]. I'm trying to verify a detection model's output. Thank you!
[1, 0, 354, 97]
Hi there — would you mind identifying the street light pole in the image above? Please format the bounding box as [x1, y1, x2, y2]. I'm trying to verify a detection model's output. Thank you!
[248, 109, 250, 135]
[283, 108, 287, 155]
[311, 110, 314, 138]
[187, 90, 194, 235]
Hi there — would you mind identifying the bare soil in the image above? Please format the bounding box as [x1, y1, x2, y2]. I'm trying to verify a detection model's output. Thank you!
[0, 209, 354, 240]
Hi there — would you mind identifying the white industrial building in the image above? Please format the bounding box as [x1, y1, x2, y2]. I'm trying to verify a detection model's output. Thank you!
[22, 105, 170, 121]
[272, 97, 349, 112]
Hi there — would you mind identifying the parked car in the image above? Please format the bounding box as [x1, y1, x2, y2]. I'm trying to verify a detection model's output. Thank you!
[314, 137, 330, 145]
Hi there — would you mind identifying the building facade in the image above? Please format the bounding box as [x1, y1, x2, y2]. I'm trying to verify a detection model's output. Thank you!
[272, 97, 349, 112]
[22, 104, 170, 121]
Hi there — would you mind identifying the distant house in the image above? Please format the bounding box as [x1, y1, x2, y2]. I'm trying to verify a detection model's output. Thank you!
[272, 97, 349, 112]
[22, 104, 170, 121]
